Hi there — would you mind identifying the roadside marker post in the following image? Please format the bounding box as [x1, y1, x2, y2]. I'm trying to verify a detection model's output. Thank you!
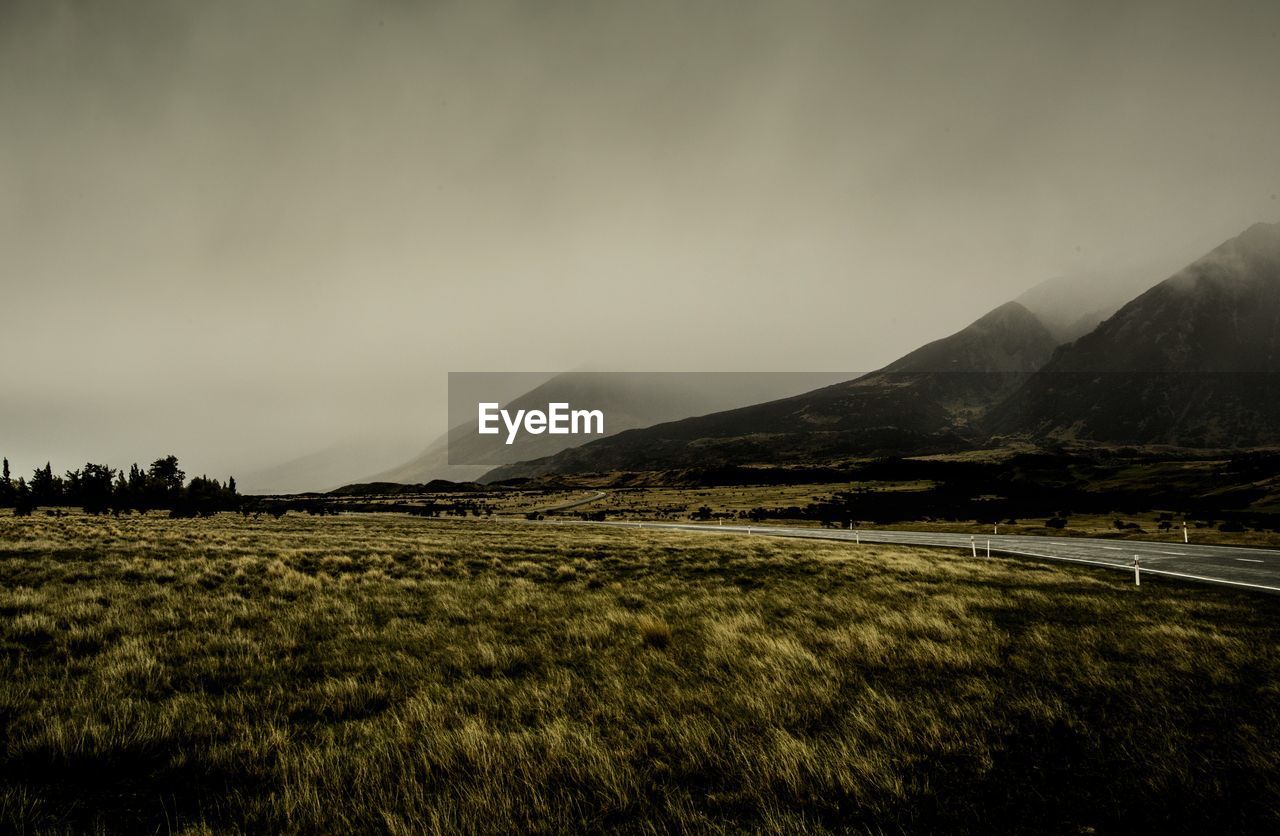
[970, 536, 977, 558]
[855, 530, 860, 544]
[1183, 522, 1189, 544]
[1133, 555, 1141, 587]
[986, 539, 991, 558]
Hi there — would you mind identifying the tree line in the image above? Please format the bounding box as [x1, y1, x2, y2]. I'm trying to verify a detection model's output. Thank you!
[0, 455, 239, 517]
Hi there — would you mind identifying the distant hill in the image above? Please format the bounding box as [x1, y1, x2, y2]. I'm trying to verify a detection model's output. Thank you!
[236, 434, 423, 495]
[366, 371, 847, 486]
[482, 302, 1059, 480]
[359, 436, 494, 487]
[990, 221, 1280, 446]
[327, 480, 487, 497]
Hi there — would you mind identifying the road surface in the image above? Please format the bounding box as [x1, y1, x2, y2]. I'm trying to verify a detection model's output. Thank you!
[530, 491, 609, 514]
[573, 520, 1280, 594]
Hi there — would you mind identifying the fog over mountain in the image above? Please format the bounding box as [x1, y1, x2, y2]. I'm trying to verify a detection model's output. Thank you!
[488, 220, 1280, 479]
[991, 221, 1280, 446]
[3, 0, 1279, 485]
[483, 300, 1061, 479]
[1015, 260, 1187, 344]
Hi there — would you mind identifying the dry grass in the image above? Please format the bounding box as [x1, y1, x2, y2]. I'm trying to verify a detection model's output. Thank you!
[0, 511, 1277, 833]
[635, 615, 672, 649]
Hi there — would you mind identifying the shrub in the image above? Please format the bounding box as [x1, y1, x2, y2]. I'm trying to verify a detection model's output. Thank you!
[636, 616, 671, 649]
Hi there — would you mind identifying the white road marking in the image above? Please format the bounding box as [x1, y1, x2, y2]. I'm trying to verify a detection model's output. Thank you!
[1138, 568, 1280, 593]
[1156, 551, 1187, 556]
[1237, 558, 1264, 563]
[1102, 546, 1123, 551]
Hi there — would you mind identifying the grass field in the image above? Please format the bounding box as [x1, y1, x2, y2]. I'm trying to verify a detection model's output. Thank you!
[1, 511, 1278, 833]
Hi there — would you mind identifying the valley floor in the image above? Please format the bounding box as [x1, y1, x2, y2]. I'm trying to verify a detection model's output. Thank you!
[1, 512, 1278, 833]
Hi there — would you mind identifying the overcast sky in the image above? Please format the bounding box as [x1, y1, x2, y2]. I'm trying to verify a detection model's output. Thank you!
[3, 0, 1279, 481]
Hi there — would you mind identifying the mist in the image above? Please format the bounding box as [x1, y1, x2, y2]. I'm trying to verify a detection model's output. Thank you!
[3, 0, 1279, 482]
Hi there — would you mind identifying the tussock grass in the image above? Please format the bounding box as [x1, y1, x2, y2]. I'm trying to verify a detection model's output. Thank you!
[636, 615, 672, 649]
[0, 512, 1277, 833]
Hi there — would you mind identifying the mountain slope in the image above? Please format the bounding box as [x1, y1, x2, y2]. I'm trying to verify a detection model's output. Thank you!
[990, 221, 1280, 446]
[1016, 265, 1170, 343]
[236, 433, 426, 495]
[483, 302, 1059, 480]
[367, 371, 847, 485]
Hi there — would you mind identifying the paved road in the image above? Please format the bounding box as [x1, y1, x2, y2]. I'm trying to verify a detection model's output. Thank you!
[531, 491, 609, 514]
[576, 521, 1280, 594]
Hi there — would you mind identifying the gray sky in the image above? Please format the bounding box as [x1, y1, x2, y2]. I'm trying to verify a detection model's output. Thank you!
[3, 0, 1279, 481]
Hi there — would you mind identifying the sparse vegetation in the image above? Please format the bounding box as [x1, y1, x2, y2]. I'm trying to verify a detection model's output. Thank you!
[0, 511, 1277, 833]
[539, 449, 1280, 542]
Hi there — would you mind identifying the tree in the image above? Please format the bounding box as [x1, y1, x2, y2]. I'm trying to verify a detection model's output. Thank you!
[112, 471, 128, 513]
[14, 479, 33, 516]
[147, 455, 185, 506]
[124, 464, 148, 511]
[5, 453, 238, 513]
[172, 472, 242, 516]
[63, 468, 82, 504]
[186, 475, 227, 514]
[30, 463, 63, 506]
[0, 457, 11, 507]
[74, 463, 116, 514]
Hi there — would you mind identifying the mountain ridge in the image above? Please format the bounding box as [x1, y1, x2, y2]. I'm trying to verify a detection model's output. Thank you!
[482, 301, 1059, 480]
[482, 221, 1280, 480]
[988, 220, 1280, 446]
[367, 372, 849, 486]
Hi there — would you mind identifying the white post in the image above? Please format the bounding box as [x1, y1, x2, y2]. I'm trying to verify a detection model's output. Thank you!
[855, 530, 860, 544]
[994, 524, 998, 535]
[1183, 522, 1189, 544]
[970, 536, 977, 558]
[1133, 555, 1141, 586]
[747, 526, 752, 535]
[986, 539, 991, 558]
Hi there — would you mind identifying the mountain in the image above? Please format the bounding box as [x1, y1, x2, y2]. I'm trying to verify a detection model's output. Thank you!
[237, 433, 424, 495]
[990, 221, 1280, 446]
[357, 436, 491, 487]
[366, 371, 848, 485]
[482, 302, 1059, 480]
[1016, 266, 1168, 343]
[258, 222, 1280, 491]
